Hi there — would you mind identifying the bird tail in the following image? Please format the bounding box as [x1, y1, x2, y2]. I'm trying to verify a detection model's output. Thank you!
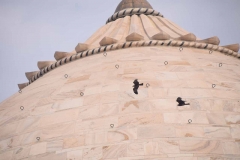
[139, 83, 143, 86]
[185, 103, 190, 105]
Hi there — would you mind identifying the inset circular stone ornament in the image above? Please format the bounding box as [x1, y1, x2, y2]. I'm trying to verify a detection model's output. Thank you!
[212, 84, 216, 88]
[115, 65, 119, 69]
[219, 63, 222, 67]
[110, 124, 114, 128]
[20, 106, 24, 110]
[179, 47, 183, 52]
[188, 119, 192, 124]
[209, 50, 213, 54]
[80, 92, 84, 96]
[146, 83, 150, 88]
[19, 90, 22, 93]
[64, 74, 68, 78]
[103, 52, 107, 57]
[36, 137, 40, 141]
[164, 61, 168, 65]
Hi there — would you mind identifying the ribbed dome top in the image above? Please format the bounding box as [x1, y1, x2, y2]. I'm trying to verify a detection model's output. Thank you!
[16, 0, 240, 89]
[115, 0, 153, 13]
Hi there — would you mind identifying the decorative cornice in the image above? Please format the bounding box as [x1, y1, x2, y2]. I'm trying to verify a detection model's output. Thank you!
[23, 40, 239, 89]
[106, 8, 163, 24]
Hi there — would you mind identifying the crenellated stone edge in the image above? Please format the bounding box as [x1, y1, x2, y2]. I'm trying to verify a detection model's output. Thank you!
[20, 40, 240, 90]
[106, 8, 163, 24]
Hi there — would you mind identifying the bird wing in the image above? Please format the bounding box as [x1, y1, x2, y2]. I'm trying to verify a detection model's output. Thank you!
[133, 88, 138, 94]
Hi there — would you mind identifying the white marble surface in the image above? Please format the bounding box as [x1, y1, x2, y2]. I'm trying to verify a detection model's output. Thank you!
[0, 47, 239, 159]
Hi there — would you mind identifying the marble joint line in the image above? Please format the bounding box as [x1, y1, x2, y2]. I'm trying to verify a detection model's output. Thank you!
[106, 8, 163, 23]
[26, 40, 240, 88]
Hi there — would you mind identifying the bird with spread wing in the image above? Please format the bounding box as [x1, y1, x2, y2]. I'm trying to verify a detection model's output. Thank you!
[176, 97, 190, 106]
[133, 79, 143, 94]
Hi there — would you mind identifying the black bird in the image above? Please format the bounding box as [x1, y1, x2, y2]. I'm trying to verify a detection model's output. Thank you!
[176, 97, 190, 106]
[133, 79, 143, 94]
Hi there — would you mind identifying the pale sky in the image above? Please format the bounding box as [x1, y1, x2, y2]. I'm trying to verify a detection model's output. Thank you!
[0, 0, 240, 102]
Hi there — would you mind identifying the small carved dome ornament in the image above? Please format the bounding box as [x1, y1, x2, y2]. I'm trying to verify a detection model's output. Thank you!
[115, 0, 153, 13]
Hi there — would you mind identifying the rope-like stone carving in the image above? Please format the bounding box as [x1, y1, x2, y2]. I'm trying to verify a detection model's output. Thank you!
[26, 40, 239, 87]
[106, 8, 163, 24]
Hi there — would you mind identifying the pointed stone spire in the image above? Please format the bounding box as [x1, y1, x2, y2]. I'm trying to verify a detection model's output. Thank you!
[18, 83, 28, 90]
[99, 37, 117, 46]
[37, 61, 56, 70]
[54, 51, 74, 61]
[152, 31, 170, 40]
[222, 44, 239, 52]
[25, 71, 39, 80]
[197, 36, 220, 45]
[177, 33, 196, 41]
[126, 32, 144, 41]
[75, 43, 89, 53]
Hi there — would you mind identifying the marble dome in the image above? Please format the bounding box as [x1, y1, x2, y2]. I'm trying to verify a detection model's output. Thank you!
[0, 0, 240, 159]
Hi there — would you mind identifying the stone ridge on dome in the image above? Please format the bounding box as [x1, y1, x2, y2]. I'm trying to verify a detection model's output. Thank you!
[115, 0, 153, 13]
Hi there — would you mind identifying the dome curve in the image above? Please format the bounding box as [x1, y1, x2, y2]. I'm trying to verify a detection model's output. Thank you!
[115, 0, 153, 13]
[0, 0, 240, 159]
